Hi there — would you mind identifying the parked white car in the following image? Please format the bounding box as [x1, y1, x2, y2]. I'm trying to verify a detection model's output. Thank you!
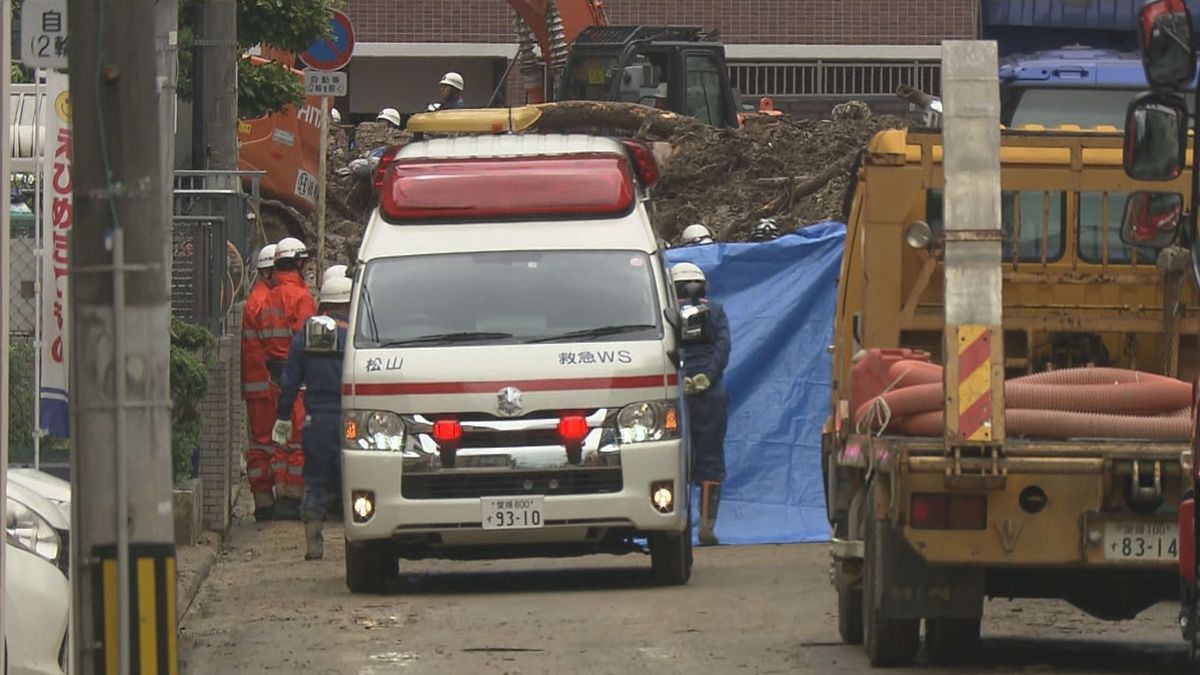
[7, 469, 70, 523]
[5, 536, 69, 675]
[5, 480, 69, 576]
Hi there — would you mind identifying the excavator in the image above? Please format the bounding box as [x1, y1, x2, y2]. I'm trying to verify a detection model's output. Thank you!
[240, 0, 763, 218]
[505, 0, 767, 127]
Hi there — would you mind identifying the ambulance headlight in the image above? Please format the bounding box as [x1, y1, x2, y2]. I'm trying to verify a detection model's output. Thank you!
[343, 410, 405, 451]
[616, 400, 679, 444]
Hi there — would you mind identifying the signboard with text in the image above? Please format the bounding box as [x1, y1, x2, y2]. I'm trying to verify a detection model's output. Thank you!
[20, 0, 69, 69]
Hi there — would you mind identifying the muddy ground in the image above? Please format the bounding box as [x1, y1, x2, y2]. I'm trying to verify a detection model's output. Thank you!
[181, 511, 1188, 675]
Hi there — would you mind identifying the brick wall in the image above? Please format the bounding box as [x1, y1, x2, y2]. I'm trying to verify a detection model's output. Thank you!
[348, 0, 977, 45]
[198, 333, 240, 532]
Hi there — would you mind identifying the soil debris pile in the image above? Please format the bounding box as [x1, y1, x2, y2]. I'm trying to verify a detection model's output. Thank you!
[258, 104, 912, 268]
[653, 113, 910, 242]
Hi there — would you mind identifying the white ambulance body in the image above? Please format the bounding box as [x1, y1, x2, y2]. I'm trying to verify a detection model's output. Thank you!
[341, 133, 691, 592]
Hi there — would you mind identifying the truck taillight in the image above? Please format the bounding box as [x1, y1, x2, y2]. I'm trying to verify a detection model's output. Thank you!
[621, 139, 660, 188]
[910, 493, 987, 530]
[373, 144, 403, 191]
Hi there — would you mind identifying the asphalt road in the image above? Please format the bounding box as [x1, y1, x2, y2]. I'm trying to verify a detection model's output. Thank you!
[180, 517, 1192, 674]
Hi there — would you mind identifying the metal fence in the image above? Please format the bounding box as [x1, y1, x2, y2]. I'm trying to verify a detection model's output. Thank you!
[171, 171, 261, 334]
[728, 60, 942, 101]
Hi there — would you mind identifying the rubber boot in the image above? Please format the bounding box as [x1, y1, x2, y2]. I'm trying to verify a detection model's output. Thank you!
[304, 519, 324, 560]
[252, 491, 276, 522]
[699, 481, 721, 546]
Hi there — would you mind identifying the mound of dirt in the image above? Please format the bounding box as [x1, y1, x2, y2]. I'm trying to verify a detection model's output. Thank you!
[299, 104, 911, 265]
[653, 113, 910, 242]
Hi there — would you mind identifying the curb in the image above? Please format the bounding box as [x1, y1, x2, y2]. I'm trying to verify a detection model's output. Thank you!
[177, 530, 222, 622]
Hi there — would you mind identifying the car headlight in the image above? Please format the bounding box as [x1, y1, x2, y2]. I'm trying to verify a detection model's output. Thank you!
[616, 400, 679, 444]
[344, 410, 405, 451]
[6, 497, 62, 563]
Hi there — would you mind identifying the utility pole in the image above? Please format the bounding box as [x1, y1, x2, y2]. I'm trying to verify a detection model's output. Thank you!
[67, 1, 178, 673]
[196, 0, 237, 171]
[1, 0, 13, 667]
[157, 0, 180, 276]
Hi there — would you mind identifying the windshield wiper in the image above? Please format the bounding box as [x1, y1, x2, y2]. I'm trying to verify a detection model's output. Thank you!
[376, 331, 516, 347]
[526, 324, 657, 344]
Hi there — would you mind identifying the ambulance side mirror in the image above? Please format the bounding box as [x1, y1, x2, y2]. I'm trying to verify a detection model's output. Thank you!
[663, 307, 681, 330]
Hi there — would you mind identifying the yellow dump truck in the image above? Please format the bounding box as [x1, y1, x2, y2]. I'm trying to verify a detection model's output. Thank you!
[824, 125, 1196, 666]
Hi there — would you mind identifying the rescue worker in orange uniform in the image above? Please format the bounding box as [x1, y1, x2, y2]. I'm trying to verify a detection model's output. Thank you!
[263, 237, 317, 519]
[242, 243, 280, 520]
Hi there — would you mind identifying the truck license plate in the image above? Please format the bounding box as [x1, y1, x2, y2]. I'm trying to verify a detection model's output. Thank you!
[1102, 521, 1178, 561]
[481, 496, 544, 530]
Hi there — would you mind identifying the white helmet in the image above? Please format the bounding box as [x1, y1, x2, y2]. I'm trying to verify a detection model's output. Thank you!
[376, 108, 402, 127]
[670, 262, 706, 284]
[680, 224, 714, 245]
[439, 72, 465, 91]
[330, 107, 342, 124]
[273, 236, 310, 263]
[319, 276, 353, 305]
[255, 244, 277, 270]
[322, 264, 348, 284]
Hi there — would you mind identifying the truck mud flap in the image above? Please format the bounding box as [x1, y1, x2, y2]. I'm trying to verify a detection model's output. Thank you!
[875, 514, 984, 620]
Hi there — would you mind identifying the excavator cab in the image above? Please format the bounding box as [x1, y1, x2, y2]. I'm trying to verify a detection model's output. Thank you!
[558, 25, 740, 128]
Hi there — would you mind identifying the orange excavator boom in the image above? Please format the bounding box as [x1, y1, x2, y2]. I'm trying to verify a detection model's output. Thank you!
[505, 0, 606, 103]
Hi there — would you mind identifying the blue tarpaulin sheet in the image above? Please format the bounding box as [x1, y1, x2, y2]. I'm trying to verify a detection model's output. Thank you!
[666, 222, 845, 545]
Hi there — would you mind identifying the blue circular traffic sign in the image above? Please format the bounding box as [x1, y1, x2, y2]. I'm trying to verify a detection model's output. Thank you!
[299, 9, 355, 71]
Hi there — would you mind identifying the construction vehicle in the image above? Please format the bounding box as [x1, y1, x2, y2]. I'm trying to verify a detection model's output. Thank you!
[236, 51, 325, 216]
[825, 41, 1196, 666]
[505, 1, 749, 127]
[1117, 0, 1200, 664]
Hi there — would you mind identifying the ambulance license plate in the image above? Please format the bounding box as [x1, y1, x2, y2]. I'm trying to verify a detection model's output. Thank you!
[481, 496, 544, 530]
[1102, 521, 1178, 561]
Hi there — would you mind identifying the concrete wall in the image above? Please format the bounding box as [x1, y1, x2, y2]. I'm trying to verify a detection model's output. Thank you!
[347, 56, 508, 115]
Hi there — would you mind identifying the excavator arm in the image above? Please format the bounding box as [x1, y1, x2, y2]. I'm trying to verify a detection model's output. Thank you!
[505, 0, 606, 103]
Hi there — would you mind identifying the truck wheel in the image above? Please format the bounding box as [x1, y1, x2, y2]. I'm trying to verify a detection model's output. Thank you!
[345, 539, 398, 594]
[862, 491, 919, 667]
[924, 618, 980, 665]
[838, 583, 864, 644]
[650, 529, 692, 586]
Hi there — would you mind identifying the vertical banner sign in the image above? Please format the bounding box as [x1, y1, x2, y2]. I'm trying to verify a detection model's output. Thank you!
[39, 72, 71, 437]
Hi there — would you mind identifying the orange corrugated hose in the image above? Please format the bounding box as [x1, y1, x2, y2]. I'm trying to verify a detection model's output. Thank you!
[855, 361, 1193, 441]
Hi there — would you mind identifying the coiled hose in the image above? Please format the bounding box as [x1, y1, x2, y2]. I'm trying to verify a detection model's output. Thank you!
[855, 362, 1192, 441]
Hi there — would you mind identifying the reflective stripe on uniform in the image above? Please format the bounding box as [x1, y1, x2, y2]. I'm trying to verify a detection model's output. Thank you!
[260, 328, 293, 339]
[247, 467, 265, 479]
[242, 381, 270, 393]
[287, 464, 304, 476]
[242, 329, 260, 339]
[248, 443, 274, 453]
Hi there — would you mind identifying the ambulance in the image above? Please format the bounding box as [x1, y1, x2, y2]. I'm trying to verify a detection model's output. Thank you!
[340, 118, 691, 592]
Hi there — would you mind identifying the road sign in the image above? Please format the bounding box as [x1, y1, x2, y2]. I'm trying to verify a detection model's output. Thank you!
[20, 0, 69, 69]
[304, 70, 347, 97]
[299, 9, 355, 72]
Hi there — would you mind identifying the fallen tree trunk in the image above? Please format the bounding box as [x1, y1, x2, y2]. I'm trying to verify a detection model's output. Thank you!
[531, 101, 707, 140]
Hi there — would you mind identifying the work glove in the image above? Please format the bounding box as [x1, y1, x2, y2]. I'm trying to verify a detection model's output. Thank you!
[683, 376, 696, 395]
[272, 420, 293, 446]
[693, 373, 711, 393]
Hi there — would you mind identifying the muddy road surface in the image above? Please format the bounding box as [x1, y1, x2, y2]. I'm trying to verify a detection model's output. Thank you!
[181, 517, 1190, 674]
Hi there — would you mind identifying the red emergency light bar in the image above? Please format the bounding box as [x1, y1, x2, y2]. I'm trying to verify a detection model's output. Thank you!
[379, 154, 637, 222]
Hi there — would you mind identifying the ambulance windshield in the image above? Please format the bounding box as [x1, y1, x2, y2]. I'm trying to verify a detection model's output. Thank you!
[355, 250, 663, 348]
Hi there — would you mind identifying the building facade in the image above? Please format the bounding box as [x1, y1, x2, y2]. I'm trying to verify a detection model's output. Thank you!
[342, 0, 979, 118]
